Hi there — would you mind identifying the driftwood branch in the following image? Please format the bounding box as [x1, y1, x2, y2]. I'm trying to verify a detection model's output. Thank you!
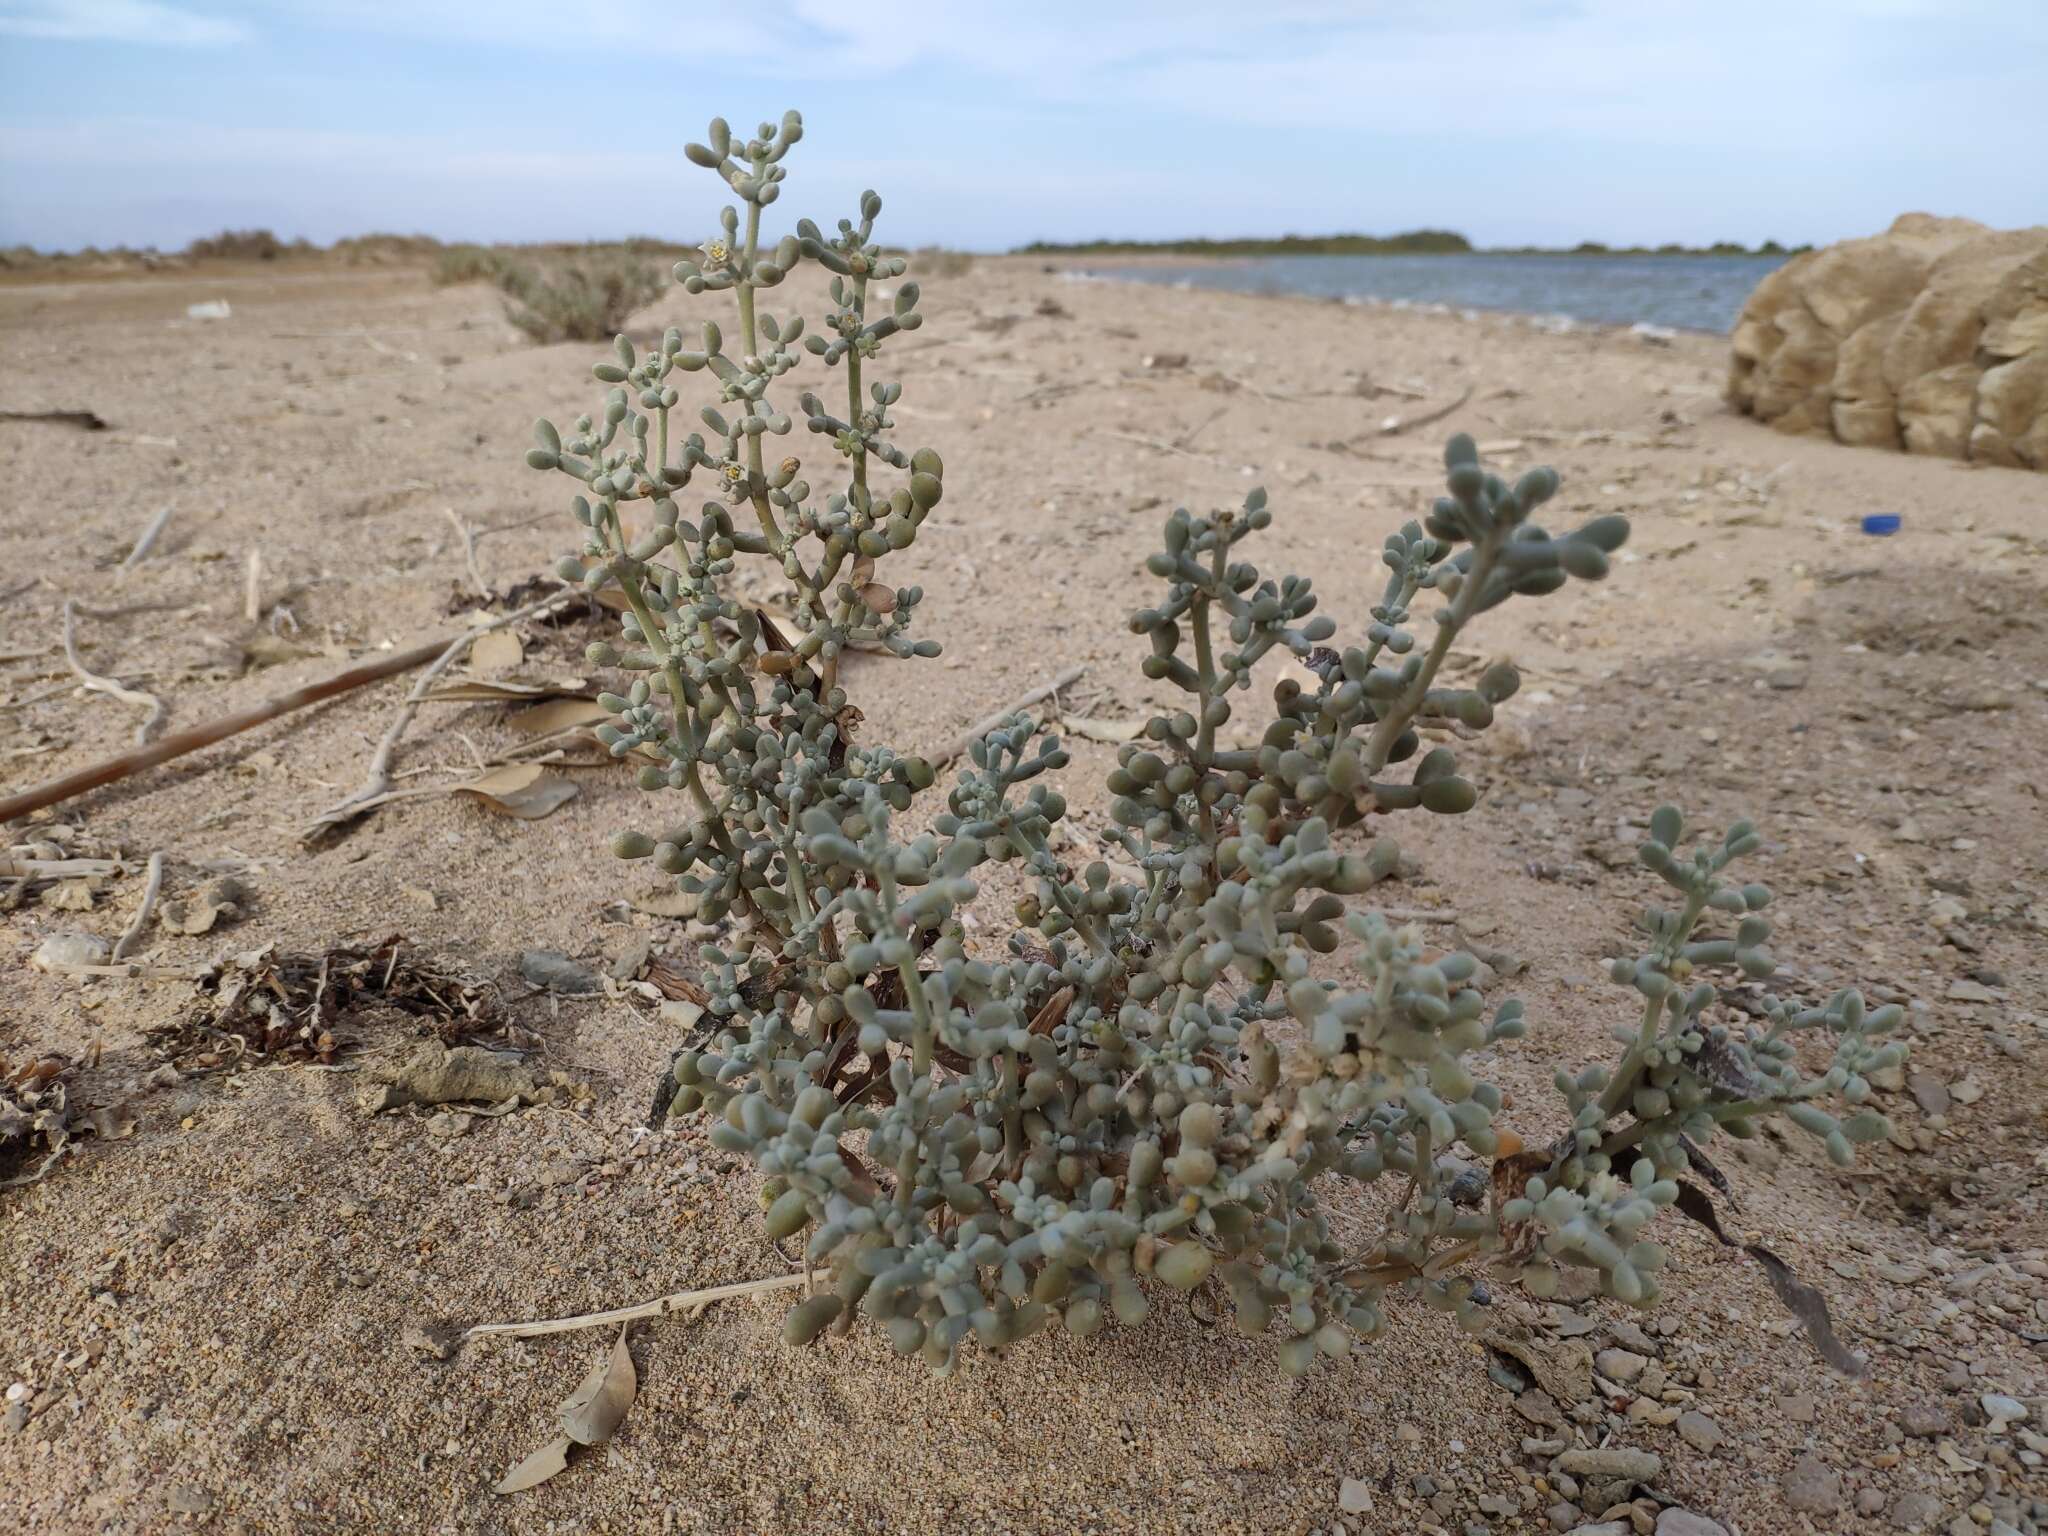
[933, 665, 1086, 767]
[0, 589, 576, 826]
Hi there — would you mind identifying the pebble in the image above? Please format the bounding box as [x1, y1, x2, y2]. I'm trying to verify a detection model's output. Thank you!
[518, 948, 600, 993]
[1655, 1514, 1728, 1536]
[1981, 1394, 2028, 1431]
[1903, 1402, 1951, 1437]
[1555, 1447, 1660, 1483]
[1595, 1348, 1648, 1383]
[1339, 1478, 1375, 1515]
[1547, 1504, 1581, 1531]
[1565, 1524, 1628, 1536]
[1675, 1410, 1723, 1453]
[1782, 1453, 1841, 1515]
[1908, 1071, 1952, 1118]
[1858, 1487, 1889, 1516]
[1783, 1393, 1817, 1424]
[29, 931, 108, 972]
[1890, 1490, 1943, 1530]
[2, 1404, 27, 1435]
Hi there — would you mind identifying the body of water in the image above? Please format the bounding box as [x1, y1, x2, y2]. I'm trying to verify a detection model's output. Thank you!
[1073, 252, 1789, 335]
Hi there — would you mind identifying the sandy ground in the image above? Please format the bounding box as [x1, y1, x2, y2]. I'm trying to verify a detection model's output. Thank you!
[2, 256, 2046, 1536]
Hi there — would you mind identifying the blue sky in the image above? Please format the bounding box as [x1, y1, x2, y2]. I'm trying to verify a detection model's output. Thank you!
[1, 1, 2043, 253]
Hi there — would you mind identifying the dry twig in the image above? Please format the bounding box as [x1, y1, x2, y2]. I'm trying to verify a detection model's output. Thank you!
[62, 599, 167, 744]
[933, 665, 1086, 767]
[444, 507, 490, 598]
[120, 506, 176, 570]
[0, 587, 577, 825]
[304, 589, 576, 839]
[1379, 384, 1475, 436]
[467, 1273, 808, 1341]
[111, 851, 164, 962]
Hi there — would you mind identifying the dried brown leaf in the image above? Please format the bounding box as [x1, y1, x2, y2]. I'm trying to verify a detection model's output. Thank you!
[1670, 1179, 1866, 1376]
[422, 676, 592, 703]
[242, 633, 318, 670]
[558, 1326, 636, 1446]
[469, 631, 525, 671]
[452, 764, 579, 820]
[493, 1435, 572, 1494]
[507, 698, 613, 737]
[629, 887, 700, 919]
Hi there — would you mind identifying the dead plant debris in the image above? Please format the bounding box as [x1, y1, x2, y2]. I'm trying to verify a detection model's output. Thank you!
[150, 934, 501, 1071]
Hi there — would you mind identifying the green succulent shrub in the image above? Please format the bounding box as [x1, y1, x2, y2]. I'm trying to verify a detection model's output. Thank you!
[432, 244, 506, 286]
[499, 254, 666, 344]
[526, 110, 1907, 1375]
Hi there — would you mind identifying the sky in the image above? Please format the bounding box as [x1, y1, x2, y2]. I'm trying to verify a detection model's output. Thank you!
[1, 1, 2044, 254]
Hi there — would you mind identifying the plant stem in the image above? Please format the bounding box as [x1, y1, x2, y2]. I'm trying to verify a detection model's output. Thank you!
[1363, 535, 1497, 773]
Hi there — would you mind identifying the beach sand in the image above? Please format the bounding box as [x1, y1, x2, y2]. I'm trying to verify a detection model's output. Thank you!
[2, 256, 2045, 1534]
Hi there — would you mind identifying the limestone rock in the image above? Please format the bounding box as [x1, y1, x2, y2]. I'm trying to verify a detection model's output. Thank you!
[1727, 214, 2048, 469]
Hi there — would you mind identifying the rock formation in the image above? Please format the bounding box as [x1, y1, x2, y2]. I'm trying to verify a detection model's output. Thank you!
[1727, 214, 2048, 469]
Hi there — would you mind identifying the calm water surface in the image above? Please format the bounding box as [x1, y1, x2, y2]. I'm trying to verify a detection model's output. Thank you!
[1075, 252, 1788, 335]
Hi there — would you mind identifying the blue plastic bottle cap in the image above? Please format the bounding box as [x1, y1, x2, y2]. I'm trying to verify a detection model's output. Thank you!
[1861, 514, 1902, 536]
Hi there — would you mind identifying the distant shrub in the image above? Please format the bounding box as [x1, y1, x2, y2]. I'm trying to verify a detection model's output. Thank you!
[185, 229, 289, 261]
[910, 245, 975, 278]
[496, 257, 665, 344]
[433, 244, 508, 286]
[335, 232, 444, 266]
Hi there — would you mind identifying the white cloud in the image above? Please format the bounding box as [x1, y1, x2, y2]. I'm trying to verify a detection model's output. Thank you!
[0, 0, 245, 45]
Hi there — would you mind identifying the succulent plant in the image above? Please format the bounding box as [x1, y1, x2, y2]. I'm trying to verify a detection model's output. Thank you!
[527, 110, 1905, 1375]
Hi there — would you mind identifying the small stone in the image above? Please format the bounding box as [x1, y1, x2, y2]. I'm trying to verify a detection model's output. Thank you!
[1556, 1448, 1660, 1483]
[1566, 1525, 1628, 1536]
[1675, 1411, 1723, 1453]
[1397, 1423, 1423, 1444]
[1858, 1488, 1889, 1516]
[1903, 1402, 1951, 1437]
[402, 1320, 461, 1361]
[1339, 1478, 1375, 1515]
[29, 931, 109, 973]
[1946, 979, 1998, 1004]
[1908, 1072, 1953, 1118]
[1655, 1514, 1728, 1536]
[1949, 1077, 1984, 1105]
[1595, 1348, 1648, 1384]
[1783, 1394, 1817, 1424]
[2, 1403, 27, 1435]
[1890, 1491, 1944, 1531]
[518, 948, 600, 993]
[1981, 1394, 2028, 1431]
[1547, 1504, 1581, 1532]
[1782, 1454, 1841, 1515]
[1604, 1320, 1660, 1356]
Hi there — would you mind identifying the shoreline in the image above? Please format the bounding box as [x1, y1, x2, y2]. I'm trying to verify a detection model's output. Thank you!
[1047, 257, 1724, 339]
